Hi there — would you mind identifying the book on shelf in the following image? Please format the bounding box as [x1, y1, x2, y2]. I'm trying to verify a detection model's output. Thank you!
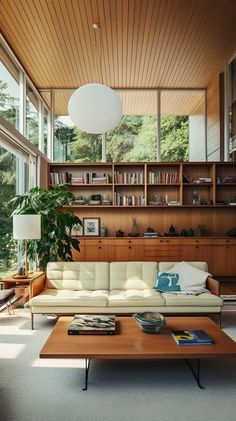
[171, 329, 213, 345]
[143, 232, 158, 237]
[68, 314, 116, 335]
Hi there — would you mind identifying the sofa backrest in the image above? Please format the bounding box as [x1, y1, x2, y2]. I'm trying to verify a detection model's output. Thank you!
[158, 261, 209, 272]
[46, 262, 109, 290]
[109, 262, 158, 290]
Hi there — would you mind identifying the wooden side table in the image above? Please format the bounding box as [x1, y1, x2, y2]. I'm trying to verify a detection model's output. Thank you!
[1, 272, 45, 306]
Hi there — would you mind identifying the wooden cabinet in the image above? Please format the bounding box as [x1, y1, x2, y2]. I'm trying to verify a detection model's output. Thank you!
[85, 239, 115, 262]
[70, 237, 236, 276]
[114, 239, 145, 261]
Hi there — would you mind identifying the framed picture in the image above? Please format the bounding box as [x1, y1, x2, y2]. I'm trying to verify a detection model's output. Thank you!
[83, 217, 100, 236]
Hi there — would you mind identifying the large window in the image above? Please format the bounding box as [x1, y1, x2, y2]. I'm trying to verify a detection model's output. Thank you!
[0, 141, 29, 278]
[0, 45, 20, 130]
[26, 84, 39, 147]
[106, 91, 157, 162]
[160, 90, 206, 162]
[52, 89, 206, 163]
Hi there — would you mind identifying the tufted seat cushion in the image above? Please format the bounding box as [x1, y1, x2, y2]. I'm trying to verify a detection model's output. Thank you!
[108, 289, 165, 307]
[162, 292, 223, 307]
[30, 289, 108, 307]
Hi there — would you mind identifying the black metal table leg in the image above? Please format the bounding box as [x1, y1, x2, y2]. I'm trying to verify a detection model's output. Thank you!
[83, 358, 90, 391]
[185, 359, 205, 389]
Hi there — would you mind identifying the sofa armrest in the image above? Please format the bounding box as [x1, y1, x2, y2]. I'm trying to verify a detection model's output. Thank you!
[206, 277, 220, 296]
[30, 273, 46, 298]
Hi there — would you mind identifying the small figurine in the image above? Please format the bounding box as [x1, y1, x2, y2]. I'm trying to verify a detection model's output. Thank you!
[116, 229, 124, 237]
[128, 217, 139, 237]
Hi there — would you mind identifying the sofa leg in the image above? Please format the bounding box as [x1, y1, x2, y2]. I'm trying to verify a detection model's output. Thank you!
[31, 312, 34, 330]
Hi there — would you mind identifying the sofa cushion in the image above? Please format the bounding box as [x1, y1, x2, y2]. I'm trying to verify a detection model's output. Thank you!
[159, 261, 211, 291]
[108, 289, 165, 307]
[162, 291, 223, 307]
[109, 262, 158, 290]
[46, 262, 109, 290]
[30, 289, 108, 307]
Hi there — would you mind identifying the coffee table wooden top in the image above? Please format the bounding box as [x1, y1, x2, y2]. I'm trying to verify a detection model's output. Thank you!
[40, 316, 236, 360]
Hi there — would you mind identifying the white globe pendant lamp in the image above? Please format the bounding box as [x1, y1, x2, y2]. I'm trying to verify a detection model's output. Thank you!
[68, 83, 122, 134]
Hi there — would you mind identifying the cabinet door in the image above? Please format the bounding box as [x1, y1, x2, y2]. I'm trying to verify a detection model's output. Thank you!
[85, 245, 114, 262]
[114, 245, 145, 261]
[85, 240, 115, 262]
[182, 245, 212, 269]
[210, 246, 236, 276]
[71, 239, 86, 261]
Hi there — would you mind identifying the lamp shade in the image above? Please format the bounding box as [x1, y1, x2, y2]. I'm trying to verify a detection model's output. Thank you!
[13, 214, 41, 240]
[68, 83, 122, 134]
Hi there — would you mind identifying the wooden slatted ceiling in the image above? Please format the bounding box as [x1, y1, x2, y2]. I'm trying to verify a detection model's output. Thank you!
[1, 0, 236, 91]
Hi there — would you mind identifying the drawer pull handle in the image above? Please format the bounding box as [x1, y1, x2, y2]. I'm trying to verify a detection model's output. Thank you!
[129, 246, 132, 249]
[166, 240, 169, 243]
[160, 240, 163, 243]
[99, 246, 102, 249]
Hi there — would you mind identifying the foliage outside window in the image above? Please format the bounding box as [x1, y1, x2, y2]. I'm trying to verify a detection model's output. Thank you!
[0, 61, 20, 130]
[26, 85, 39, 147]
[0, 146, 17, 278]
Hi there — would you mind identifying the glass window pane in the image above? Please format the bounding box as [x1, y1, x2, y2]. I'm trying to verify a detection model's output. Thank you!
[160, 90, 206, 162]
[44, 107, 49, 156]
[26, 84, 39, 147]
[107, 91, 157, 162]
[53, 90, 102, 162]
[0, 145, 17, 277]
[0, 46, 20, 129]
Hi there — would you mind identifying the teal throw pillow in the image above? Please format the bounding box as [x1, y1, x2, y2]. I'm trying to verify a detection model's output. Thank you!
[155, 272, 181, 292]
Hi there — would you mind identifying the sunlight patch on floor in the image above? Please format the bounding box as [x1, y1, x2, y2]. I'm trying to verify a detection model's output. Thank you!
[0, 343, 25, 359]
[0, 326, 35, 335]
[32, 358, 85, 368]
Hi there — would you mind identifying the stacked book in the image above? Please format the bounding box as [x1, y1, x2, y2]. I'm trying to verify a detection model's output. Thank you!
[68, 315, 116, 335]
[171, 329, 213, 345]
[143, 232, 158, 237]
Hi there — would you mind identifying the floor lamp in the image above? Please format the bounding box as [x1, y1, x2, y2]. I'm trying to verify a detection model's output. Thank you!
[13, 214, 41, 277]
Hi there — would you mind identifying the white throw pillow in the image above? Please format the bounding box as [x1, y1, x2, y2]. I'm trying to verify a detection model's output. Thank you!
[167, 261, 212, 291]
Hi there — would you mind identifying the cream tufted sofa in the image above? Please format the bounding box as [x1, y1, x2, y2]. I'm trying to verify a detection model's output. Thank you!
[29, 261, 223, 329]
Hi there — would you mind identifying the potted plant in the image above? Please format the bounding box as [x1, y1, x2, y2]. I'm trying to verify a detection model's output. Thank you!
[9, 185, 82, 271]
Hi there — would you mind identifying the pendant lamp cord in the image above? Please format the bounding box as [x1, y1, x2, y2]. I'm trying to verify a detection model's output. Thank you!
[92, 23, 103, 85]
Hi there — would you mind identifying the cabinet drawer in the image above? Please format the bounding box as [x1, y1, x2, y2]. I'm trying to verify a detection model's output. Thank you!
[85, 239, 114, 246]
[212, 238, 236, 245]
[144, 238, 182, 245]
[115, 239, 146, 246]
[182, 238, 212, 245]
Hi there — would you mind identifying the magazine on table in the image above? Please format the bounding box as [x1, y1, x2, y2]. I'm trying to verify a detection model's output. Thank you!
[171, 329, 213, 345]
[68, 314, 116, 335]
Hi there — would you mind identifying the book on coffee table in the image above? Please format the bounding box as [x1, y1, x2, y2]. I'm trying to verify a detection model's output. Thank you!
[68, 314, 116, 335]
[171, 329, 213, 345]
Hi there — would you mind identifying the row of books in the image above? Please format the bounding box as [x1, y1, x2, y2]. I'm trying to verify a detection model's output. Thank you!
[71, 172, 110, 185]
[115, 193, 145, 206]
[148, 172, 179, 184]
[50, 171, 72, 185]
[114, 171, 144, 184]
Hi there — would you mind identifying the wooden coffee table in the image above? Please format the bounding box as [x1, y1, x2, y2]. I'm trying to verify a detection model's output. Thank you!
[40, 316, 236, 390]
